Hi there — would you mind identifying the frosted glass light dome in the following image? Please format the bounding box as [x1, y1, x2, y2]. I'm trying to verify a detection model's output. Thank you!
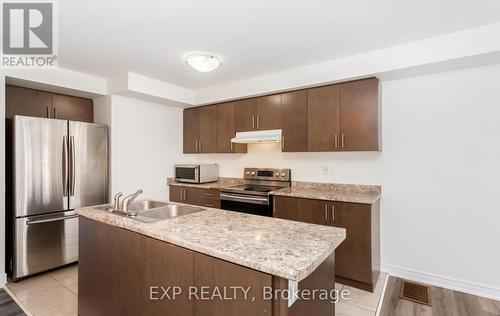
[184, 52, 221, 72]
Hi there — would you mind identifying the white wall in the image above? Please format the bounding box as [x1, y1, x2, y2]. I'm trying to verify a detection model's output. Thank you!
[188, 64, 500, 298]
[109, 95, 184, 201]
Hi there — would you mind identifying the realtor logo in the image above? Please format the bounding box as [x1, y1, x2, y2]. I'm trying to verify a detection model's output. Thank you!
[2, 1, 57, 67]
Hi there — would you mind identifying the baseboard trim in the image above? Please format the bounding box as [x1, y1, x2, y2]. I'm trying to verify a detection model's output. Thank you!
[0, 273, 7, 288]
[381, 263, 500, 300]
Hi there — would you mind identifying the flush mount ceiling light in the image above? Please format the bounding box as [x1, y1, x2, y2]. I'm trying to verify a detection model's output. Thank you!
[183, 52, 222, 72]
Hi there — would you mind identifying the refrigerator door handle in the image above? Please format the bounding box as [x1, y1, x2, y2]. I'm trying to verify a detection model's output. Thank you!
[69, 136, 76, 196]
[26, 214, 79, 225]
[62, 135, 69, 197]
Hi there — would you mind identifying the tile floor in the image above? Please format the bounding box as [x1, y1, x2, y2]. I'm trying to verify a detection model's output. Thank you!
[4, 265, 387, 316]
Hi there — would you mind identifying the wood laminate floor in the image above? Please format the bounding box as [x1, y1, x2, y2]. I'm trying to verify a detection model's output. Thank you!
[380, 277, 500, 316]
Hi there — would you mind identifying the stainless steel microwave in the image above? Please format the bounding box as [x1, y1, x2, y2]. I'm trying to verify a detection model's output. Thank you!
[174, 164, 219, 183]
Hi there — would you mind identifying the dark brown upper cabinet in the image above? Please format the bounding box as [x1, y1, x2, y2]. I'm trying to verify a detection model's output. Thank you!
[308, 78, 380, 152]
[307, 85, 341, 151]
[51, 94, 93, 122]
[6, 85, 94, 122]
[183, 107, 200, 153]
[183, 106, 217, 154]
[235, 95, 281, 132]
[256, 94, 281, 130]
[339, 78, 380, 151]
[215, 102, 247, 153]
[281, 90, 308, 152]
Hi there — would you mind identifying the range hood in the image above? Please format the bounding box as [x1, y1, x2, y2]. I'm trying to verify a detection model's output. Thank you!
[231, 129, 282, 144]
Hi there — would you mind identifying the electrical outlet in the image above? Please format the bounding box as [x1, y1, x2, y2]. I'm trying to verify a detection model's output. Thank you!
[321, 164, 336, 176]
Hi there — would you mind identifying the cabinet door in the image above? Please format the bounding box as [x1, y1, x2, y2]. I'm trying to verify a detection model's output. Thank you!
[339, 78, 380, 151]
[51, 94, 93, 122]
[183, 108, 200, 153]
[273, 196, 297, 220]
[235, 99, 257, 132]
[198, 106, 217, 153]
[184, 187, 203, 206]
[200, 189, 220, 208]
[307, 85, 340, 151]
[281, 90, 308, 152]
[333, 202, 372, 284]
[216, 102, 247, 153]
[5, 85, 52, 119]
[142, 235, 194, 315]
[296, 198, 330, 226]
[194, 253, 272, 316]
[256, 94, 281, 130]
[169, 185, 185, 203]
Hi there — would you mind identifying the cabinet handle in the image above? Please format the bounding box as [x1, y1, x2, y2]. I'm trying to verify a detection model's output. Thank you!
[46, 106, 49, 118]
[334, 133, 338, 149]
[281, 135, 285, 150]
[341, 133, 345, 149]
[256, 115, 260, 128]
[199, 141, 202, 152]
[204, 193, 215, 196]
[324, 204, 328, 220]
[180, 189, 183, 201]
[203, 204, 214, 207]
[273, 199, 276, 214]
[230, 141, 233, 152]
[53, 107, 57, 119]
[331, 204, 335, 222]
[252, 115, 255, 128]
[195, 141, 198, 152]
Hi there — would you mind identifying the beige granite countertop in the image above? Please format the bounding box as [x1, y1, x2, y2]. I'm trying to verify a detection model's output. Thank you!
[167, 177, 244, 189]
[76, 204, 346, 282]
[271, 182, 381, 205]
[168, 177, 381, 205]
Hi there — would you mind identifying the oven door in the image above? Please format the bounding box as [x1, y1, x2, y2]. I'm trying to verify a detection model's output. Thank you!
[220, 193, 272, 217]
[175, 165, 199, 183]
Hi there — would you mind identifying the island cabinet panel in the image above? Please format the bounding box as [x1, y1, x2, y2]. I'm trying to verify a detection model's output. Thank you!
[142, 236, 194, 316]
[256, 94, 282, 130]
[193, 253, 273, 316]
[79, 218, 143, 316]
[289, 252, 335, 316]
[184, 107, 200, 153]
[307, 85, 341, 152]
[281, 90, 308, 152]
[216, 102, 247, 153]
[272, 196, 297, 220]
[339, 78, 380, 151]
[235, 98, 258, 132]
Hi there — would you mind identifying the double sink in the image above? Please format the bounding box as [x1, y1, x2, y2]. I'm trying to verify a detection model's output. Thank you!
[94, 200, 204, 223]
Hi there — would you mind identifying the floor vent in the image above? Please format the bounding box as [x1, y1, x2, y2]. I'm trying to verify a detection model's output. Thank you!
[399, 280, 432, 306]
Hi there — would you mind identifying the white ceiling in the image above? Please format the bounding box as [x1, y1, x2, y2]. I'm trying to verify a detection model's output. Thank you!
[59, 0, 500, 89]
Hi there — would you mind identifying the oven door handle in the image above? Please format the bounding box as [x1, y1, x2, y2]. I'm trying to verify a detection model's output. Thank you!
[220, 193, 269, 205]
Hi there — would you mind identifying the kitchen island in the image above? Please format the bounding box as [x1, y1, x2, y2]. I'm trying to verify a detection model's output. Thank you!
[76, 203, 346, 316]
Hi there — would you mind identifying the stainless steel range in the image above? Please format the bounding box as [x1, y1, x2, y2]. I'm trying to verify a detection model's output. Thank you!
[220, 168, 291, 216]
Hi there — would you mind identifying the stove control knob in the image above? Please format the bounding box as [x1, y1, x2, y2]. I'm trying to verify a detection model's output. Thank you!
[275, 172, 280, 177]
[246, 171, 250, 175]
[281, 172, 286, 177]
[251, 171, 255, 176]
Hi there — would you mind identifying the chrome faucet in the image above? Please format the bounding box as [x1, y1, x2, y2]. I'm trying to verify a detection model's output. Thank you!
[122, 189, 143, 214]
[113, 192, 123, 211]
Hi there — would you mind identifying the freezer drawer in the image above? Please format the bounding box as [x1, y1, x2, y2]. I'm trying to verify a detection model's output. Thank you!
[13, 211, 79, 280]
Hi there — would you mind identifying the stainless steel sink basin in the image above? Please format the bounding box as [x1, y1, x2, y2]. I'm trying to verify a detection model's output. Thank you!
[92, 201, 204, 223]
[128, 200, 168, 212]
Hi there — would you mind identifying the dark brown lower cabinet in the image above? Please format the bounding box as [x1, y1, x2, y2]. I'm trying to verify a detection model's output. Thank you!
[272, 195, 380, 292]
[169, 186, 221, 208]
[79, 217, 336, 316]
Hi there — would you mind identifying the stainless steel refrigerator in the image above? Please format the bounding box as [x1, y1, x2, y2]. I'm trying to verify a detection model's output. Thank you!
[10, 115, 108, 280]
